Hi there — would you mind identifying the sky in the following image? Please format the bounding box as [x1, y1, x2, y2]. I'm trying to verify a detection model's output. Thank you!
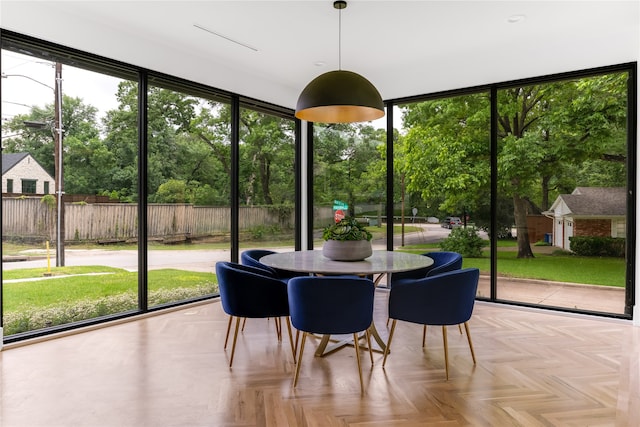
[1, 50, 122, 136]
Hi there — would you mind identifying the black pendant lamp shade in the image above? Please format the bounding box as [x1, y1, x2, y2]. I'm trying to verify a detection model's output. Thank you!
[295, 70, 384, 123]
[294, 1, 385, 123]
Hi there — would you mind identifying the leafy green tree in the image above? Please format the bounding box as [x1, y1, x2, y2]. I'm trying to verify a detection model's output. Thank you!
[313, 123, 385, 216]
[402, 92, 490, 223]
[102, 81, 140, 201]
[238, 109, 295, 206]
[497, 75, 627, 257]
[401, 72, 627, 259]
[3, 95, 113, 195]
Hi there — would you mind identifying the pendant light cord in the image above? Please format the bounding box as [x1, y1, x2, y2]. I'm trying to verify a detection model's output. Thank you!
[334, 0, 347, 70]
[338, 5, 342, 70]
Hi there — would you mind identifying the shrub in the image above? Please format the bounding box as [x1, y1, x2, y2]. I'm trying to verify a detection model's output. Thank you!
[2, 285, 216, 335]
[569, 236, 625, 257]
[440, 226, 485, 258]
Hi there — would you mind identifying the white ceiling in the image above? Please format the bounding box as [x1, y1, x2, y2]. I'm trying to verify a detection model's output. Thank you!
[1, 1, 638, 111]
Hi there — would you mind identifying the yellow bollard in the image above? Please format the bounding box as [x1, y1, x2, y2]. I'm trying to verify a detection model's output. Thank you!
[44, 241, 52, 276]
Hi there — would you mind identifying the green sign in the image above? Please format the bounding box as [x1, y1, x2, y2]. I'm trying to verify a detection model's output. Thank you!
[332, 200, 348, 210]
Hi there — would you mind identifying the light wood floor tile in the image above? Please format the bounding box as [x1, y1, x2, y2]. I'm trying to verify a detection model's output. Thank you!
[0, 291, 637, 426]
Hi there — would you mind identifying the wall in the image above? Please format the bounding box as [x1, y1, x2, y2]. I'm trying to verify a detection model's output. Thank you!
[575, 218, 612, 237]
[2, 157, 54, 194]
[526, 215, 553, 243]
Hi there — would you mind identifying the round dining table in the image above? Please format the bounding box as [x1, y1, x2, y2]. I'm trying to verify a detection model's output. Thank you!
[260, 250, 434, 357]
[260, 249, 433, 281]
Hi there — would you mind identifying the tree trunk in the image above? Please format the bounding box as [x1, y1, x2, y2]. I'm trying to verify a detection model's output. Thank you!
[541, 175, 550, 211]
[513, 193, 535, 258]
[259, 155, 272, 205]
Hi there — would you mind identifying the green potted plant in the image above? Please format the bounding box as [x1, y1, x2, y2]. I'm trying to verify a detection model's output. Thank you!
[322, 217, 373, 261]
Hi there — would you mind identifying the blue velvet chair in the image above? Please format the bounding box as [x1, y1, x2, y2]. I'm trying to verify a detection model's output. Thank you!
[387, 251, 464, 335]
[390, 251, 463, 287]
[383, 268, 479, 380]
[217, 262, 281, 346]
[287, 275, 375, 392]
[215, 261, 296, 367]
[241, 249, 304, 280]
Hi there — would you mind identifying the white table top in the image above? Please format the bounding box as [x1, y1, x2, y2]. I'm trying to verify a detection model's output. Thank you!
[260, 250, 434, 276]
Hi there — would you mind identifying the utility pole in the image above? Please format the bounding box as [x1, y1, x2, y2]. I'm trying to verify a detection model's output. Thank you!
[2, 63, 65, 265]
[54, 62, 65, 266]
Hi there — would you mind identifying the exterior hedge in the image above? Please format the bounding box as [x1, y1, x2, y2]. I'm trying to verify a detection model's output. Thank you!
[569, 236, 625, 257]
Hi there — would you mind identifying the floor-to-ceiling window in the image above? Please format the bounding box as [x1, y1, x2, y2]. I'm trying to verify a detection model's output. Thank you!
[1, 43, 141, 337]
[1, 31, 301, 343]
[144, 78, 231, 308]
[312, 123, 387, 249]
[391, 64, 634, 317]
[237, 107, 296, 257]
[495, 70, 631, 315]
[398, 91, 491, 298]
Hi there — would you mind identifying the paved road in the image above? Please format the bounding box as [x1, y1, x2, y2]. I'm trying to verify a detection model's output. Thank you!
[2, 224, 450, 273]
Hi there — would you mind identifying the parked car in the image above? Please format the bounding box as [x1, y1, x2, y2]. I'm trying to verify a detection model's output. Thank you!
[441, 216, 462, 229]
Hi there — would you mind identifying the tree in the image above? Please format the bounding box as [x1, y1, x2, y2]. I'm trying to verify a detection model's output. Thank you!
[402, 92, 490, 223]
[497, 75, 627, 257]
[313, 123, 385, 216]
[238, 109, 295, 206]
[401, 72, 628, 258]
[3, 95, 112, 195]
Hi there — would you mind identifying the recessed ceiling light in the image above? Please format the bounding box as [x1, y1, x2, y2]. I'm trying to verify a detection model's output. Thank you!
[314, 61, 326, 67]
[507, 14, 526, 24]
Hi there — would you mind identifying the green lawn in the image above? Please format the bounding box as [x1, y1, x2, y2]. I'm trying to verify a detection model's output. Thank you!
[3, 267, 217, 313]
[398, 248, 625, 287]
[462, 251, 625, 287]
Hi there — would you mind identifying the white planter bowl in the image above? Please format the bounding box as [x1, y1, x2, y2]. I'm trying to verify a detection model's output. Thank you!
[322, 239, 372, 261]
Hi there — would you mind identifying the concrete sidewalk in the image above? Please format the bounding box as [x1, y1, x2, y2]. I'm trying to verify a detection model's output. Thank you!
[477, 275, 626, 314]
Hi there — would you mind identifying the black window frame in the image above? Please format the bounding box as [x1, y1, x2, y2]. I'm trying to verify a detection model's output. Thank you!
[21, 179, 37, 194]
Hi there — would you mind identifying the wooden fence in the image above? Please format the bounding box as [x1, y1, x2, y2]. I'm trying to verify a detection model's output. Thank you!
[2, 197, 333, 243]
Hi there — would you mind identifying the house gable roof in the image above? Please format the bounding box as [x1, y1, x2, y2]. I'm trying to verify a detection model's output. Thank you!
[551, 187, 626, 217]
[2, 153, 30, 175]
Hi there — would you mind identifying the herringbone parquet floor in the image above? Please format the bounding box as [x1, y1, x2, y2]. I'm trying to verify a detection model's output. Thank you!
[1, 290, 638, 426]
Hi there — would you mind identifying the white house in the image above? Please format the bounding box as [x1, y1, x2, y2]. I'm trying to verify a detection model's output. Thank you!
[1, 152, 55, 195]
[543, 187, 626, 251]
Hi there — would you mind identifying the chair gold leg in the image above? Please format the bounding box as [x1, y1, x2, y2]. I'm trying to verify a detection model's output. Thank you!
[224, 316, 233, 349]
[285, 317, 296, 362]
[365, 330, 374, 366]
[293, 332, 307, 388]
[241, 317, 247, 331]
[353, 333, 364, 393]
[229, 316, 242, 368]
[274, 317, 282, 341]
[382, 319, 397, 367]
[442, 325, 449, 380]
[464, 322, 476, 364]
[422, 325, 427, 347]
[458, 323, 463, 334]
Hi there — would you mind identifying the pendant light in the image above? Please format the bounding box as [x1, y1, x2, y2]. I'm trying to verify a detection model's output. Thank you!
[295, 0, 385, 123]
